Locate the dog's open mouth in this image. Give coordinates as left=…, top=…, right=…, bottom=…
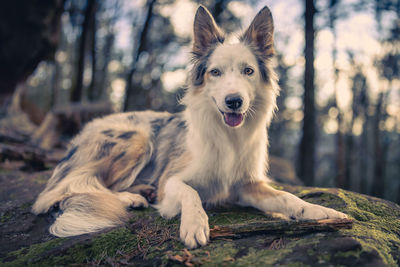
left=223, top=112, right=244, bottom=127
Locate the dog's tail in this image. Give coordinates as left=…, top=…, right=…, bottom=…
left=47, top=192, right=128, bottom=237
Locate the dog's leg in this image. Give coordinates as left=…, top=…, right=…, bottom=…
left=237, top=180, right=348, bottom=220
left=156, top=178, right=209, bottom=249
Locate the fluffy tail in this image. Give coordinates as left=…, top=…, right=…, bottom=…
left=48, top=192, right=128, bottom=237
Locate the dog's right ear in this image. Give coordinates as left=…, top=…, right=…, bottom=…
left=241, top=6, right=274, bottom=58
left=193, top=5, right=224, bottom=56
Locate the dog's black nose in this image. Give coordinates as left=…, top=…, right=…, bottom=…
left=225, top=95, right=243, bottom=110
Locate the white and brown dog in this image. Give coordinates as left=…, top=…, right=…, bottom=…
left=32, top=5, right=347, bottom=248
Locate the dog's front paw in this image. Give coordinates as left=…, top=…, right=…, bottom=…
left=116, top=192, right=149, bottom=209
left=180, top=208, right=210, bottom=249
left=294, top=204, right=348, bottom=220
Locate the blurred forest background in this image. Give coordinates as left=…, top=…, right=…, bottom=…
left=0, top=0, right=399, bottom=203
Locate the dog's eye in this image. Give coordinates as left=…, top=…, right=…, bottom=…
left=210, top=69, right=221, bottom=77
left=244, top=67, right=254, bottom=76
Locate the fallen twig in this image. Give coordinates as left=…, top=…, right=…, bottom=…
left=210, top=218, right=353, bottom=239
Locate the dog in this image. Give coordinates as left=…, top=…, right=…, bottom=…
left=32, top=5, right=347, bottom=249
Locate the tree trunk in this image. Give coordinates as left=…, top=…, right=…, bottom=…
left=0, top=0, right=64, bottom=113
left=97, top=1, right=118, bottom=101
left=87, top=1, right=98, bottom=101
left=70, top=0, right=96, bottom=102
left=299, top=0, right=316, bottom=185
left=98, top=33, right=114, bottom=101
left=335, top=118, right=346, bottom=188
left=328, top=0, right=348, bottom=189
left=50, top=60, right=61, bottom=108
left=371, top=92, right=388, bottom=198
left=123, top=0, right=156, bottom=111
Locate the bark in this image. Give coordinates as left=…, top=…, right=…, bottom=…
left=123, top=0, right=156, bottom=111
left=70, top=0, right=97, bottom=102
left=87, top=0, right=98, bottom=101
left=328, top=0, right=348, bottom=189
left=335, top=122, right=346, bottom=188
left=98, top=33, right=114, bottom=101
left=371, top=92, right=388, bottom=198
left=359, top=116, right=369, bottom=194
left=210, top=218, right=353, bottom=239
left=359, top=79, right=370, bottom=194
left=299, top=0, right=316, bottom=185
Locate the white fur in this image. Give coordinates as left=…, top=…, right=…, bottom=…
left=237, top=188, right=348, bottom=220
left=157, top=179, right=209, bottom=249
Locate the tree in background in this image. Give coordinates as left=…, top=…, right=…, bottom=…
left=0, top=0, right=64, bottom=114
left=123, top=0, right=156, bottom=111
left=70, top=0, right=97, bottom=102
left=299, top=0, right=316, bottom=185
left=371, top=0, right=399, bottom=197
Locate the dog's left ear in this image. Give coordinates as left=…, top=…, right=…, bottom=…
left=241, top=6, right=274, bottom=57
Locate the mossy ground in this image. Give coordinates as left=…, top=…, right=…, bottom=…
left=1, top=185, right=399, bottom=266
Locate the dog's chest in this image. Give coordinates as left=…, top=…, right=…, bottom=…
left=187, top=144, right=259, bottom=205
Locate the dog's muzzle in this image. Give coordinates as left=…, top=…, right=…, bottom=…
left=222, top=94, right=244, bottom=127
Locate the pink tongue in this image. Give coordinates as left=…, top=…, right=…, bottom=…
left=224, top=113, right=243, bottom=127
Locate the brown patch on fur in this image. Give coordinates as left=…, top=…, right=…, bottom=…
left=241, top=181, right=283, bottom=201
left=156, top=151, right=192, bottom=202
left=99, top=132, right=149, bottom=187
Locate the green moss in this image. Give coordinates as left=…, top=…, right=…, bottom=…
left=2, top=238, right=66, bottom=266
left=338, top=190, right=400, bottom=266
left=19, top=202, right=31, bottom=209
left=194, top=241, right=239, bottom=266
left=284, top=262, right=309, bottom=267
left=317, top=252, right=331, bottom=263
left=0, top=212, right=12, bottom=223
left=1, top=228, right=139, bottom=266
left=297, top=187, right=330, bottom=196
left=90, top=228, right=137, bottom=257
left=335, top=248, right=363, bottom=259
left=270, top=183, right=285, bottom=190
left=233, top=238, right=297, bottom=266
left=1, top=202, right=32, bottom=223
left=208, top=208, right=271, bottom=227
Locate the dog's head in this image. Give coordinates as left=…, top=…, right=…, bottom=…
left=187, top=5, right=278, bottom=128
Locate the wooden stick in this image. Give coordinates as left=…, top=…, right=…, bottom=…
left=210, top=218, right=353, bottom=239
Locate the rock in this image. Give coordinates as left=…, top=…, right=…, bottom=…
left=0, top=170, right=399, bottom=266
